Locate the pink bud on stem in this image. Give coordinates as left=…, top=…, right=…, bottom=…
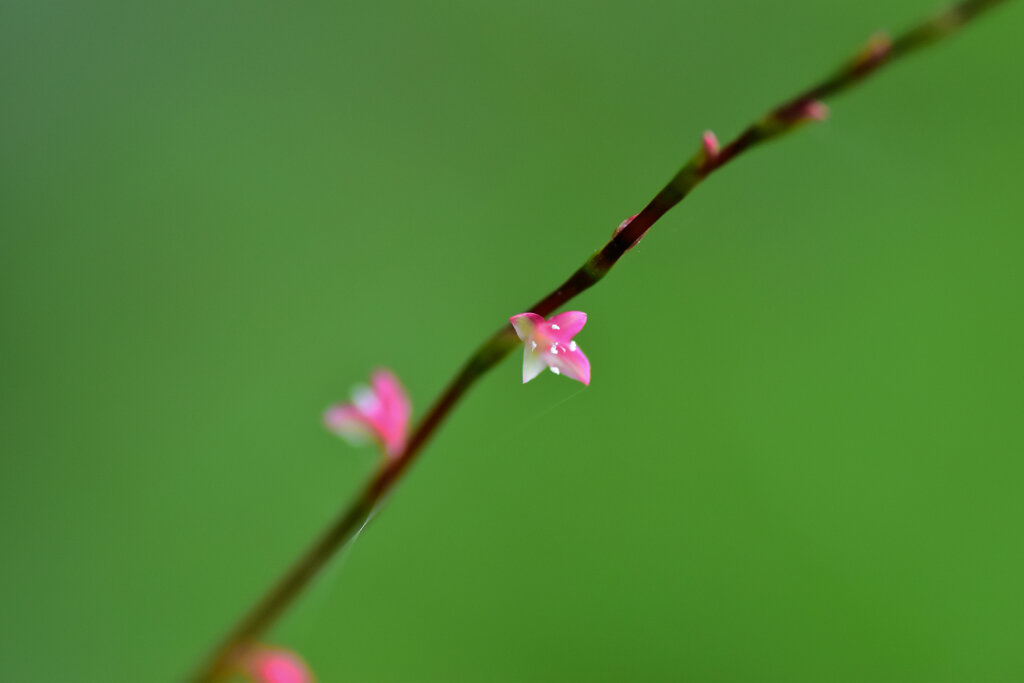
left=702, top=130, right=721, bottom=163
left=800, top=100, right=830, bottom=122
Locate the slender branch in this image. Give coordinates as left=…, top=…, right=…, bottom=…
left=189, top=1, right=1008, bottom=679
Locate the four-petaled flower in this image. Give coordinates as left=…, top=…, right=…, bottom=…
left=510, top=311, right=591, bottom=385
left=324, top=369, right=411, bottom=459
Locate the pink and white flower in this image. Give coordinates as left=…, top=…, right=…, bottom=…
left=324, top=369, right=411, bottom=459
left=238, top=645, right=312, bottom=683
left=509, top=312, right=591, bottom=385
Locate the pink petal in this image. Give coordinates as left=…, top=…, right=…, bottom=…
left=545, top=343, right=590, bottom=386
left=351, top=385, right=382, bottom=419
left=546, top=311, right=587, bottom=341
left=241, top=646, right=312, bottom=683
left=371, top=369, right=411, bottom=457
left=258, top=655, right=310, bottom=683
left=510, top=312, right=544, bottom=341
left=323, top=404, right=375, bottom=445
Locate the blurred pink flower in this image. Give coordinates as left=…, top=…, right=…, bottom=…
left=324, top=369, right=411, bottom=459
left=510, top=312, right=591, bottom=386
left=239, top=645, right=312, bottom=683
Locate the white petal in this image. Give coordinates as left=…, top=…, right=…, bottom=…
left=522, top=348, right=546, bottom=383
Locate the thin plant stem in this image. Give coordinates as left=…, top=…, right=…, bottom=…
left=189, top=1, right=1009, bottom=679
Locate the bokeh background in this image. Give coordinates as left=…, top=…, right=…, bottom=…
left=2, top=1, right=1023, bottom=681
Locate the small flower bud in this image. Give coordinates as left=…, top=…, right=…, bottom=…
left=800, top=100, right=830, bottom=122
left=613, top=214, right=638, bottom=238
left=701, top=130, right=721, bottom=162
left=853, top=32, right=893, bottom=71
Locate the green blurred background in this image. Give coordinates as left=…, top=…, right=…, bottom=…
left=2, top=1, right=1023, bottom=681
